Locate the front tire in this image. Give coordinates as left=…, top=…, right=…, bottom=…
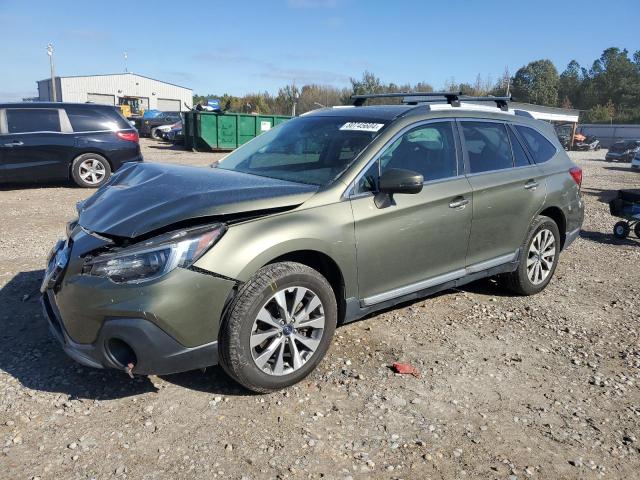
left=219, top=262, right=337, bottom=393
left=501, top=215, right=560, bottom=295
left=151, top=128, right=163, bottom=140
left=71, top=153, right=111, bottom=188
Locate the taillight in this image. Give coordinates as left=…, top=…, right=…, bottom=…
left=116, top=131, right=139, bottom=143
left=569, top=167, right=582, bottom=187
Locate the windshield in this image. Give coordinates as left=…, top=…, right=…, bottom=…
left=217, top=116, right=387, bottom=186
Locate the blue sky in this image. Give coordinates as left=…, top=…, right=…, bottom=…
left=0, top=0, right=638, bottom=101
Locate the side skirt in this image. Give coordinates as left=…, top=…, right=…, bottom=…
left=343, top=259, right=519, bottom=324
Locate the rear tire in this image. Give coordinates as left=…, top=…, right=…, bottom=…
left=501, top=215, right=560, bottom=296
left=614, top=221, right=630, bottom=239
left=219, top=262, right=337, bottom=393
left=71, top=153, right=111, bottom=188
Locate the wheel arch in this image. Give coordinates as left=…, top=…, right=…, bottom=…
left=539, top=206, right=567, bottom=249
left=265, top=250, right=347, bottom=324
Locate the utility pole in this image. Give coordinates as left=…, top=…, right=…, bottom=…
left=291, top=81, right=299, bottom=117
left=124, top=51, right=128, bottom=72
left=47, top=43, right=57, bottom=102
left=504, top=66, right=511, bottom=97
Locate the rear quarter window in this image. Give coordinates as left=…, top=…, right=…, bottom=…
left=6, top=108, right=61, bottom=133
left=65, top=106, right=131, bottom=132
left=515, top=125, right=557, bottom=163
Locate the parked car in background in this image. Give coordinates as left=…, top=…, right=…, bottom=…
left=139, top=111, right=182, bottom=138
left=151, top=124, right=174, bottom=140
left=0, top=103, right=142, bottom=187
left=42, top=93, right=584, bottom=393
left=163, top=121, right=183, bottom=143
left=554, top=124, right=573, bottom=150
left=605, top=139, right=640, bottom=162
left=632, top=150, right=640, bottom=170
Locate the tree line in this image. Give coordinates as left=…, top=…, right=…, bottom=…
left=193, top=47, right=640, bottom=123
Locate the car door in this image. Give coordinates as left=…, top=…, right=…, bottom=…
left=1, top=108, right=72, bottom=182
left=349, top=120, right=473, bottom=306
left=459, top=120, right=547, bottom=267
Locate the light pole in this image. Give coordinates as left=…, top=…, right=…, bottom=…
left=47, top=43, right=57, bottom=102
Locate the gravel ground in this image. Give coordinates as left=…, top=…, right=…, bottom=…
left=1, top=140, right=639, bottom=479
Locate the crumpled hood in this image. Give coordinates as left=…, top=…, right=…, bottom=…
left=77, top=162, right=318, bottom=238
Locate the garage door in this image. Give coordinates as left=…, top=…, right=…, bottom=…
left=87, top=93, right=115, bottom=105
left=157, top=98, right=181, bottom=111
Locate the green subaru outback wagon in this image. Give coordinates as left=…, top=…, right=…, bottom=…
left=42, top=93, right=584, bottom=392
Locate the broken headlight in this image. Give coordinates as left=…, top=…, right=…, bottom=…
left=85, top=224, right=225, bottom=284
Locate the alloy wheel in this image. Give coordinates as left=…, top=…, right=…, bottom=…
left=527, top=228, right=556, bottom=285
left=78, top=158, right=106, bottom=185
left=250, top=286, right=325, bottom=376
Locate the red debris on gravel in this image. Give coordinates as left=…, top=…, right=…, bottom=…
left=391, top=362, right=421, bottom=378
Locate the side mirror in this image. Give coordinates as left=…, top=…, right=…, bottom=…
left=375, top=168, right=423, bottom=208
left=379, top=168, right=424, bottom=195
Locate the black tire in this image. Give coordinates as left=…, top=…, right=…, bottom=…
left=614, top=221, right=630, bottom=239
left=501, top=215, right=560, bottom=296
left=219, top=262, right=337, bottom=393
left=634, top=223, right=640, bottom=239
left=71, top=153, right=111, bottom=188
left=151, top=128, right=163, bottom=140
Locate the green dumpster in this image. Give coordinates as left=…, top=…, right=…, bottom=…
left=183, top=111, right=291, bottom=151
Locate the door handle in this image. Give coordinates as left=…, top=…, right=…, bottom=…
left=3, top=141, right=24, bottom=147
left=524, top=180, right=539, bottom=190
left=449, top=197, right=470, bottom=209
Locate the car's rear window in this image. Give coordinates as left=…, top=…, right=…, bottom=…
left=6, top=108, right=61, bottom=133
left=65, top=106, right=131, bottom=132
left=515, top=125, right=557, bottom=163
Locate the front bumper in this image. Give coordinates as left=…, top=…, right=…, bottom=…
left=41, top=227, right=237, bottom=375
left=42, top=289, right=220, bottom=375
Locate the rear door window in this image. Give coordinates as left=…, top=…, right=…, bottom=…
left=515, top=125, right=557, bottom=163
left=461, top=121, right=513, bottom=173
left=6, top=109, right=61, bottom=133
left=65, top=106, right=130, bottom=132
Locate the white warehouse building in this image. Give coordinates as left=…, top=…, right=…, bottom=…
left=37, top=72, right=192, bottom=112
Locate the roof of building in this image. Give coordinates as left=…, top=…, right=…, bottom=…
left=509, top=102, right=580, bottom=123
left=0, top=101, right=119, bottom=109
left=37, top=72, right=192, bottom=91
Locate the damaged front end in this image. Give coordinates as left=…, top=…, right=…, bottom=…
left=41, top=221, right=240, bottom=376
left=41, top=161, right=318, bottom=376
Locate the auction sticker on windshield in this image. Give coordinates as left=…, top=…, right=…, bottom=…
left=339, top=122, right=385, bottom=132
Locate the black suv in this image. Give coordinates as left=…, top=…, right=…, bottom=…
left=0, top=103, right=142, bottom=188
left=139, top=111, right=182, bottom=138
